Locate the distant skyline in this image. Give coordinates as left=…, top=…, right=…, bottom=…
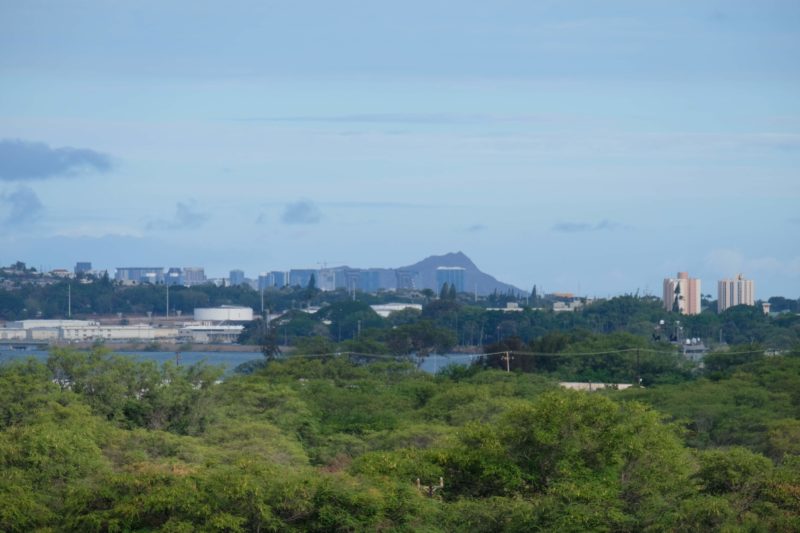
left=1, top=1, right=798, bottom=297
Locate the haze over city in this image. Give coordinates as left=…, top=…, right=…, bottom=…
left=1, top=1, right=798, bottom=297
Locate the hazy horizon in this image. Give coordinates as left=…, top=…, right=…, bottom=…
left=2, top=1, right=798, bottom=297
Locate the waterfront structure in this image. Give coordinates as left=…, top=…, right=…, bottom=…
left=1, top=316, right=246, bottom=344
left=6, top=319, right=97, bottom=329
left=115, top=267, right=164, bottom=284
left=718, top=274, right=754, bottom=312
left=1, top=319, right=178, bottom=343
left=194, top=306, right=254, bottom=322
left=229, top=269, right=245, bottom=286
left=436, top=266, right=465, bottom=293
left=663, top=272, right=701, bottom=315
left=178, top=324, right=243, bottom=343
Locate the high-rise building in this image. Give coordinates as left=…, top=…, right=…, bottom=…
left=289, top=269, right=317, bottom=288
left=718, top=274, right=754, bottom=312
left=436, top=267, right=465, bottom=293
left=317, top=269, right=337, bottom=291
left=395, top=269, right=418, bottom=290
left=663, top=272, right=701, bottom=315
left=182, top=267, right=206, bottom=286
left=229, top=269, right=245, bottom=286
left=343, top=270, right=361, bottom=293
left=74, top=262, right=92, bottom=275
left=269, top=271, right=288, bottom=288
left=165, top=267, right=183, bottom=286
left=358, top=270, right=381, bottom=293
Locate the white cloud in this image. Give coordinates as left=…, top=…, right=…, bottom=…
left=281, top=200, right=322, bottom=225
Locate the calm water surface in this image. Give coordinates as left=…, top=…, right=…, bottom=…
left=0, top=348, right=477, bottom=374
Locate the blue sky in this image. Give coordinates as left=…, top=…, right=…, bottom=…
left=1, top=0, right=798, bottom=297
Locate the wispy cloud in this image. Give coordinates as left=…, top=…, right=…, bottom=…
left=1, top=186, right=43, bottom=226
left=237, top=113, right=554, bottom=126
left=552, top=219, right=624, bottom=233
left=281, top=200, right=322, bottom=225
left=0, top=139, right=112, bottom=181
left=256, top=200, right=435, bottom=210
left=465, top=224, right=488, bottom=233
left=325, top=200, right=435, bottom=209
left=147, top=201, right=210, bottom=230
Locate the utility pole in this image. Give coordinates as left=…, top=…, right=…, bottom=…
left=166, top=282, right=169, bottom=318
left=636, top=348, right=641, bottom=386
left=502, top=351, right=512, bottom=372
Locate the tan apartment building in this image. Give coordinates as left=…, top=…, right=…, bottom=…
left=718, top=274, right=754, bottom=312
left=663, top=272, right=701, bottom=315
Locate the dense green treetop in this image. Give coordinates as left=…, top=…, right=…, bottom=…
left=1, top=347, right=799, bottom=531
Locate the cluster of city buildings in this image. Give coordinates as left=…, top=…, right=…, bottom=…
left=93, top=263, right=468, bottom=294
left=115, top=266, right=208, bottom=286
left=1, top=261, right=770, bottom=319
left=662, top=272, right=760, bottom=315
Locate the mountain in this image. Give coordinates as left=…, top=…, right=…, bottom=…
left=399, top=251, right=524, bottom=296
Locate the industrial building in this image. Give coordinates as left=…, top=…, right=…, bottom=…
left=1, top=306, right=254, bottom=345
left=194, top=306, right=254, bottom=322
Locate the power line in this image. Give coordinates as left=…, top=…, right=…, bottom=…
left=276, top=347, right=770, bottom=361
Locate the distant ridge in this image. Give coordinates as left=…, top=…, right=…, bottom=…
left=400, top=251, right=524, bottom=296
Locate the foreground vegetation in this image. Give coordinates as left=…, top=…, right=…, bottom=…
left=1, top=346, right=799, bottom=531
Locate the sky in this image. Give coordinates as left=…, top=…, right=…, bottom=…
left=0, top=0, right=798, bottom=297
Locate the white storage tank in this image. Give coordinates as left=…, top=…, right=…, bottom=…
left=193, top=306, right=254, bottom=322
